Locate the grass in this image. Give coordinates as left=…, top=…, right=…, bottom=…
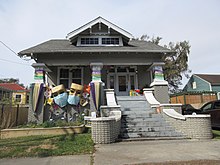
left=0, top=133, right=94, bottom=158
left=212, top=129, right=220, bottom=139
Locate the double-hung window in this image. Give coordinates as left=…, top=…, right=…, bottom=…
left=15, top=94, right=21, bottom=102
left=58, top=68, right=83, bottom=88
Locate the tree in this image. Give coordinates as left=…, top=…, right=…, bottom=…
left=138, top=35, right=191, bottom=93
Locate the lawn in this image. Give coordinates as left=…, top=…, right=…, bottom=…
left=0, top=133, right=94, bottom=158
left=213, top=129, right=220, bottom=139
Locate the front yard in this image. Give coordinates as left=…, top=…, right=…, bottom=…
left=0, top=130, right=220, bottom=159
left=0, top=133, right=93, bottom=158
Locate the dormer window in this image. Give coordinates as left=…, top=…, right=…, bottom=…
left=77, top=36, right=122, bottom=46
left=81, top=38, right=98, bottom=45
left=102, top=38, right=119, bottom=45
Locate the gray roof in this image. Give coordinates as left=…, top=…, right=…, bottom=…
left=18, top=39, right=174, bottom=56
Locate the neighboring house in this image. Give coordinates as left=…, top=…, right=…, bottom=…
left=0, top=83, right=29, bottom=104
left=183, top=74, right=220, bottom=100
left=18, top=16, right=173, bottom=96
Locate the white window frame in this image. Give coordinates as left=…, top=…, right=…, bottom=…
left=57, top=67, right=84, bottom=88
left=77, top=36, right=123, bottom=46
left=15, top=94, right=22, bottom=103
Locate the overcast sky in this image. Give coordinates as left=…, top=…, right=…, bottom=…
left=0, top=0, right=220, bottom=87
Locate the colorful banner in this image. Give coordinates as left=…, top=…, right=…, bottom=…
left=91, top=66, right=102, bottom=82
left=153, top=66, right=164, bottom=81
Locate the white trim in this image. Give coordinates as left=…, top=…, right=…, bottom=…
left=217, top=92, right=220, bottom=100
left=106, top=66, right=138, bottom=95
left=66, top=17, right=133, bottom=40
left=77, top=36, right=123, bottom=46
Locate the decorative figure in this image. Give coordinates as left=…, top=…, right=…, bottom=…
left=67, top=83, right=83, bottom=105
left=52, top=84, right=68, bottom=108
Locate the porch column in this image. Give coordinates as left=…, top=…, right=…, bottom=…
left=90, top=63, right=104, bottom=116
left=149, top=63, right=169, bottom=104
left=90, top=63, right=103, bottom=82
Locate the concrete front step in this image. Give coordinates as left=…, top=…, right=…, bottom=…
left=121, top=122, right=170, bottom=128
left=121, top=131, right=183, bottom=138
left=119, top=136, right=187, bottom=142
left=117, top=96, right=146, bottom=101
left=121, top=126, right=176, bottom=133
left=117, top=96, right=184, bottom=139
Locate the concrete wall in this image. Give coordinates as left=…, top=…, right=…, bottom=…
left=162, top=112, right=213, bottom=139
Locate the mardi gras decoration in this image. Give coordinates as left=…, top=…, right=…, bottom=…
left=68, top=83, right=83, bottom=105
left=52, top=84, right=68, bottom=108
left=44, top=83, right=90, bottom=122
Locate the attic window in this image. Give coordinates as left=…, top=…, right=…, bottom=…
left=192, top=82, right=197, bottom=89
left=81, top=38, right=98, bottom=45
left=102, top=38, right=119, bottom=45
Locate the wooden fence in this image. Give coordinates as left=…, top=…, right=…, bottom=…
left=170, top=92, right=217, bottom=105
left=0, top=104, right=28, bottom=129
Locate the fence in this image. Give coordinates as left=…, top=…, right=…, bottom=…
left=0, top=104, right=28, bottom=129
left=170, top=91, right=217, bottom=105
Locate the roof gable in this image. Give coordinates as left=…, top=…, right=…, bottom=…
left=66, top=16, right=133, bottom=41
left=0, top=83, right=26, bottom=91
left=195, top=74, right=220, bottom=85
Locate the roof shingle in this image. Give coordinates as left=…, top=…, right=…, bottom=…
left=195, top=74, right=220, bottom=85
left=0, top=83, right=26, bottom=91
left=18, top=39, right=174, bottom=56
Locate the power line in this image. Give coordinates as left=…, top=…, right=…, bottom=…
left=0, top=58, right=30, bottom=66
left=0, top=40, right=18, bottom=56
left=0, top=40, right=31, bottom=66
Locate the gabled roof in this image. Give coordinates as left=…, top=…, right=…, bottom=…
left=0, top=83, right=26, bottom=91
left=18, top=39, right=174, bottom=56
left=195, top=74, right=220, bottom=85
left=66, top=16, right=133, bottom=40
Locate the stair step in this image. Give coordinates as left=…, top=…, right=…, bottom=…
left=119, top=136, right=187, bottom=142
left=116, top=96, right=184, bottom=139
left=121, top=126, right=176, bottom=133
left=117, top=96, right=146, bottom=101
left=120, top=131, right=183, bottom=138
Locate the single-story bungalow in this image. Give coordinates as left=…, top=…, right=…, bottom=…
left=18, top=17, right=172, bottom=98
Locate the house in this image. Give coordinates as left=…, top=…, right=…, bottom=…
left=18, top=17, right=172, bottom=99
left=183, top=74, right=220, bottom=93
left=0, top=83, right=29, bottom=105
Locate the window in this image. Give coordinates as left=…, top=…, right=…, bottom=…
left=60, top=69, right=69, bottom=88
left=192, top=82, right=197, bottom=89
left=71, top=69, right=82, bottom=84
left=102, top=38, right=119, bottom=45
left=201, top=103, right=212, bottom=112
left=15, top=94, right=21, bottom=102
left=77, top=36, right=122, bottom=46
left=214, top=102, right=220, bottom=109
left=81, top=38, right=98, bottom=45
left=59, top=68, right=83, bottom=88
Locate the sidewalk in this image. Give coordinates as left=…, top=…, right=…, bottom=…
left=0, top=155, right=91, bottom=165
left=94, top=139, right=220, bottom=165
left=1, top=139, right=220, bottom=165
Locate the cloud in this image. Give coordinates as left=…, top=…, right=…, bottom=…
left=0, top=0, right=220, bottom=86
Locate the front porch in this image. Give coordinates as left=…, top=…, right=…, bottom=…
left=45, top=64, right=164, bottom=96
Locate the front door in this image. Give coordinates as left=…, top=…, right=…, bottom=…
left=117, top=74, right=128, bottom=96
left=107, top=66, right=138, bottom=96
